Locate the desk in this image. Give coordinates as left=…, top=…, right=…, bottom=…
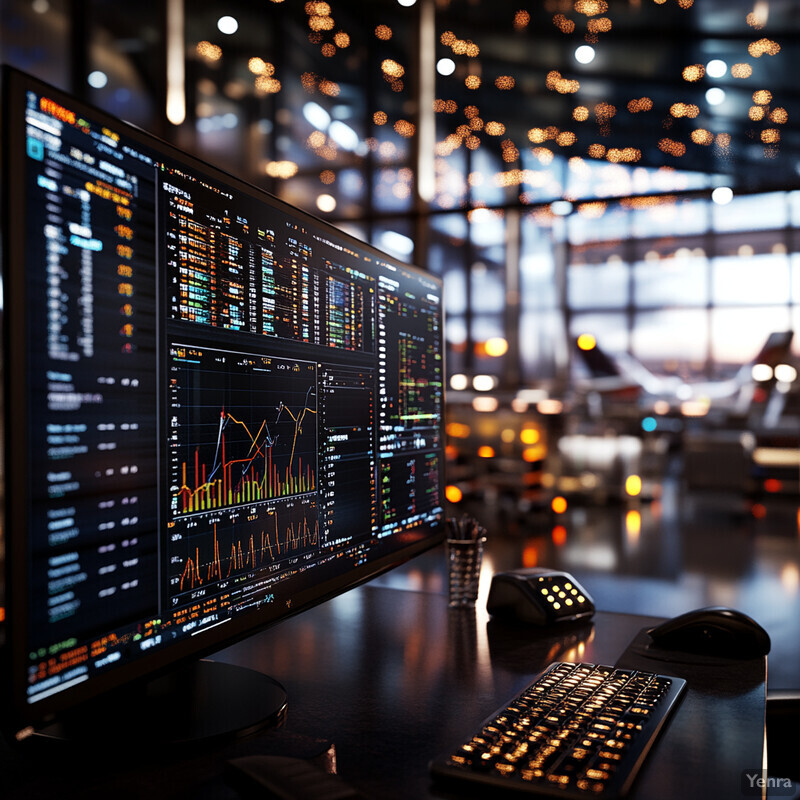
left=1, top=584, right=766, bottom=799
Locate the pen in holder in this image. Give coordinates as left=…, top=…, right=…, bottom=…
left=446, top=516, right=487, bottom=608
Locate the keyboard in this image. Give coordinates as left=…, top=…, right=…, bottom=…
left=429, top=661, right=685, bottom=799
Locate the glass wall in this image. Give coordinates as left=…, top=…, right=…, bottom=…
left=3, top=1, right=800, bottom=394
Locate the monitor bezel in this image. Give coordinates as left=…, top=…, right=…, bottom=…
left=0, top=65, right=445, bottom=738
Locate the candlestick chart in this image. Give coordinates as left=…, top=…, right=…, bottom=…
left=168, top=347, right=318, bottom=518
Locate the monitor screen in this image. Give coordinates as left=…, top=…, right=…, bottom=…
left=0, top=67, right=444, bottom=738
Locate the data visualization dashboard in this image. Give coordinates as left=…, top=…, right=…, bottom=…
left=16, top=83, right=444, bottom=708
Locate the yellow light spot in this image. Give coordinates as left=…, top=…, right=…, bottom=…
left=681, top=64, right=705, bottom=82
left=587, top=143, right=606, bottom=158
left=625, top=475, right=643, bottom=497
left=748, top=38, right=781, bottom=57
left=627, top=97, right=654, bottom=112
left=520, top=428, right=540, bottom=445
left=626, top=509, right=642, bottom=539
left=485, top=337, right=508, bottom=357
left=574, top=0, right=608, bottom=15
left=478, top=446, right=495, bottom=458
left=382, top=59, right=405, bottom=78
left=588, top=17, right=612, bottom=33
left=394, top=120, right=416, bottom=137
left=196, top=41, right=222, bottom=61
left=577, top=333, right=596, bottom=351
left=551, top=496, right=568, bottom=514
left=553, top=13, right=575, bottom=33
left=318, top=80, right=340, bottom=97
left=265, top=160, right=299, bottom=179
left=691, top=128, right=714, bottom=145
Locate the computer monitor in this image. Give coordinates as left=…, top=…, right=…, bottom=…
left=0, top=66, right=445, bottom=743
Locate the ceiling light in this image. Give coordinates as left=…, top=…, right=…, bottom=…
left=328, top=120, right=360, bottom=151
left=303, top=102, right=331, bottom=130
left=397, top=0, right=417, bottom=5
left=705, top=87, right=726, bottom=106
left=437, top=58, right=456, bottom=76
left=217, top=15, right=239, bottom=34
left=380, top=230, right=414, bottom=257
left=711, top=186, right=733, bottom=205
left=706, top=59, right=727, bottom=78
left=751, top=363, right=773, bottom=382
left=316, top=194, right=337, bottom=213
left=574, top=45, right=596, bottom=65
left=87, top=71, right=108, bottom=89
left=472, top=375, right=496, bottom=392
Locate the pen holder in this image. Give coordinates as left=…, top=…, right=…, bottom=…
left=446, top=536, right=486, bottom=608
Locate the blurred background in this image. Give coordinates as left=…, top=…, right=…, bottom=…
left=3, top=0, right=800, bottom=687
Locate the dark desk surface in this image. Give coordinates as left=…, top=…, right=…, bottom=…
left=2, top=583, right=766, bottom=800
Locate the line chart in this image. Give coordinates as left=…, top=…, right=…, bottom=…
left=168, top=346, right=318, bottom=518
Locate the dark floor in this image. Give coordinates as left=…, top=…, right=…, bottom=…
left=373, top=478, right=800, bottom=692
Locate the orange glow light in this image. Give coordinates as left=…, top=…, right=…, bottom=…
left=445, top=485, right=463, bottom=503
left=520, top=428, right=540, bottom=445
left=522, top=543, right=539, bottom=567
left=477, top=446, right=495, bottom=458
left=523, top=445, right=546, bottom=463
left=551, top=496, right=568, bottom=514
left=446, top=422, right=471, bottom=438
left=552, top=525, right=567, bottom=546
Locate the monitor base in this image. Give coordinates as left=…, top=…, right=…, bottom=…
left=34, top=659, right=288, bottom=747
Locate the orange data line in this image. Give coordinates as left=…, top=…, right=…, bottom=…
left=176, top=402, right=317, bottom=512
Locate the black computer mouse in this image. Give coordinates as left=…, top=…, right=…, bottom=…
left=647, top=606, right=771, bottom=658
left=486, top=568, right=595, bottom=625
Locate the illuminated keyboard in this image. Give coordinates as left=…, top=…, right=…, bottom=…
left=430, top=662, right=685, bottom=799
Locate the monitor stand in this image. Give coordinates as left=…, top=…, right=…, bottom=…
left=33, top=659, right=288, bottom=747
